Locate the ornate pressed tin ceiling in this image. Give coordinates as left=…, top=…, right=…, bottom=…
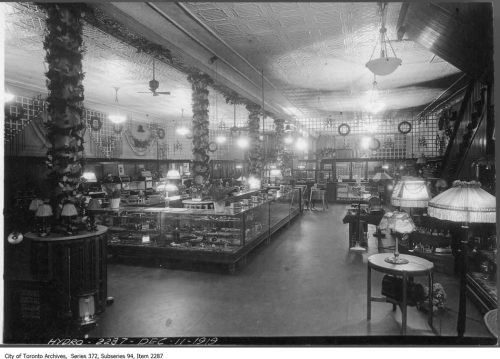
left=182, top=2, right=462, bottom=119
left=3, top=2, right=473, bottom=128
left=2, top=2, right=247, bottom=126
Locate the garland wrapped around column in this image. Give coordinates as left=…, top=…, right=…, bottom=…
left=246, top=103, right=263, bottom=178
left=42, top=4, right=86, bottom=210
left=274, top=118, right=285, bottom=174
left=187, top=72, right=213, bottom=186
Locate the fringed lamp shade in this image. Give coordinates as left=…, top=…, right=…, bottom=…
left=391, top=177, right=431, bottom=208
left=35, top=204, right=53, bottom=217
left=372, top=172, right=392, bottom=181
left=87, top=199, right=102, bottom=211
left=428, top=181, right=496, bottom=223
left=428, top=180, right=496, bottom=337
left=29, top=199, right=44, bottom=212
left=61, top=203, right=78, bottom=217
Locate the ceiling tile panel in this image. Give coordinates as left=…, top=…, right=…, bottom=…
left=269, top=3, right=301, bottom=13
left=245, top=19, right=275, bottom=33
left=277, top=16, right=306, bottom=28
left=232, top=3, right=264, bottom=19
left=196, top=8, right=231, bottom=22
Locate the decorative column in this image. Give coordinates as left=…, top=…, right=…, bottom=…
left=187, top=72, right=213, bottom=186
left=274, top=118, right=285, bottom=174
left=246, top=103, right=262, bottom=178
left=42, top=3, right=86, bottom=216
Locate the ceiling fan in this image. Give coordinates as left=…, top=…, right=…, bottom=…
left=137, top=58, right=171, bottom=96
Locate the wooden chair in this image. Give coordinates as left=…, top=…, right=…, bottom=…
left=309, top=189, right=327, bottom=211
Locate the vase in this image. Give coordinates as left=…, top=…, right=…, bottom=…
left=213, top=201, right=225, bottom=213
left=110, top=198, right=120, bottom=209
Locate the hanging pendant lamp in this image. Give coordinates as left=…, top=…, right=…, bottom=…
left=366, top=3, right=402, bottom=76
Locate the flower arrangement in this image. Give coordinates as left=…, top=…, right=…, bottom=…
left=246, top=103, right=263, bottom=178
left=418, top=282, right=447, bottom=313
left=41, top=3, right=86, bottom=220
left=187, top=71, right=213, bottom=187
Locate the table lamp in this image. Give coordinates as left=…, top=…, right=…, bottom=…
left=61, top=202, right=78, bottom=234
left=87, top=198, right=101, bottom=231
left=428, top=180, right=496, bottom=337
left=35, top=203, right=53, bottom=237
left=29, top=198, right=44, bottom=212
left=166, top=169, right=181, bottom=180
left=379, top=211, right=415, bottom=264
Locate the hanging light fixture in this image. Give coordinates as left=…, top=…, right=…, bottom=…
left=366, top=2, right=402, bottom=76
left=108, top=87, right=126, bottom=124
left=365, top=77, right=385, bottom=114
left=176, top=108, right=190, bottom=136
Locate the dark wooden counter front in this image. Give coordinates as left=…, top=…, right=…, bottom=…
left=20, top=225, right=109, bottom=337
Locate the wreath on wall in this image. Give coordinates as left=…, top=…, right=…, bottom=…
left=398, top=121, right=412, bottom=134
left=188, top=72, right=213, bottom=186
left=369, top=138, right=380, bottom=151
left=338, top=123, right=350, bottom=136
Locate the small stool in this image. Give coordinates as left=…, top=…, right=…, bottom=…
left=310, top=189, right=327, bottom=211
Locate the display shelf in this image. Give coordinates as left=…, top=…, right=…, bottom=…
left=466, top=272, right=497, bottom=314
left=98, top=189, right=302, bottom=273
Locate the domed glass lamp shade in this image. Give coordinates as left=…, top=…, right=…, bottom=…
left=379, top=211, right=416, bottom=264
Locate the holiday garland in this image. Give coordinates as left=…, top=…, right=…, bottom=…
left=41, top=3, right=86, bottom=203
left=246, top=103, right=263, bottom=178
left=188, top=72, right=213, bottom=186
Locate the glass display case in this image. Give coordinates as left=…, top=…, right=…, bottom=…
left=96, top=188, right=301, bottom=273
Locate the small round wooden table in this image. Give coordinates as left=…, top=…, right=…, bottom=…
left=367, top=253, right=434, bottom=335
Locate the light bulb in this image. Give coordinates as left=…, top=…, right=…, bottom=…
left=237, top=137, right=249, bottom=149
left=361, top=137, right=371, bottom=150
left=284, top=136, right=294, bottom=144
left=295, top=137, right=307, bottom=150
left=216, top=136, right=226, bottom=144
left=109, top=114, right=126, bottom=124
left=176, top=126, right=190, bottom=136
left=4, top=93, right=15, bottom=102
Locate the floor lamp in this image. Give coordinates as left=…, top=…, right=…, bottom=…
left=391, top=176, right=431, bottom=213
left=428, top=180, right=496, bottom=337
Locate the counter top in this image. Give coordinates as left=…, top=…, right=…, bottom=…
left=93, top=190, right=295, bottom=217
left=25, top=225, right=108, bottom=242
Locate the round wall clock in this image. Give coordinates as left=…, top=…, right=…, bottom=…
left=338, top=123, right=351, bottom=136
left=398, top=121, right=412, bottom=134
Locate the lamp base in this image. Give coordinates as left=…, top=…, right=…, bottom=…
left=384, top=256, right=409, bottom=265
